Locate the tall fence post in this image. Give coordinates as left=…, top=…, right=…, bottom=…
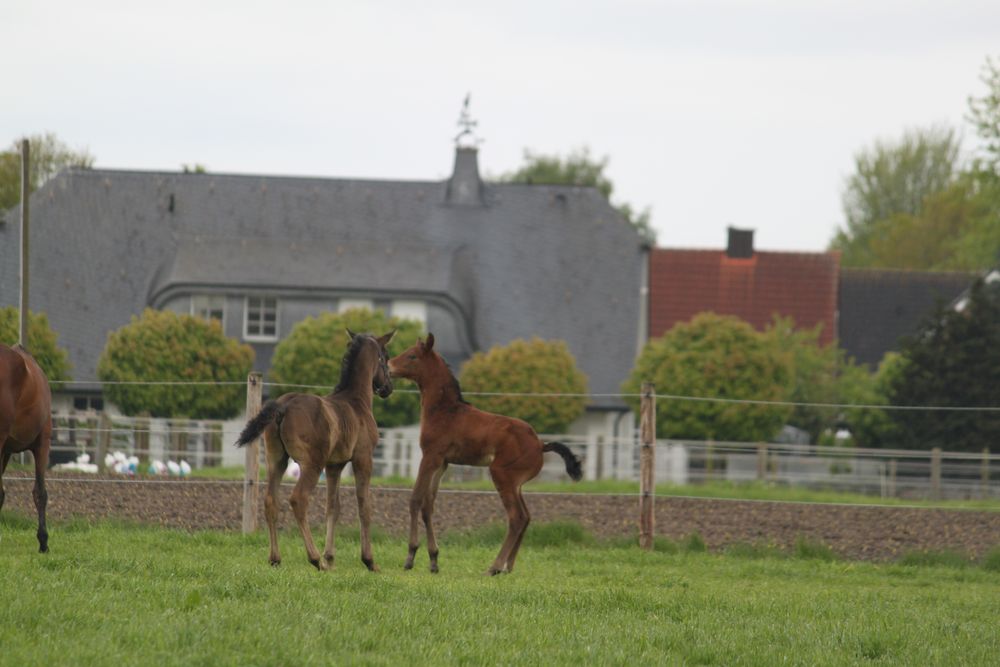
left=930, top=447, right=942, bottom=501
left=888, top=458, right=897, bottom=498
left=19, top=139, right=30, bottom=347
left=242, top=372, right=263, bottom=534
left=639, top=382, right=655, bottom=550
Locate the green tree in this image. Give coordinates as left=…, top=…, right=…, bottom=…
left=269, top=308, right=423, bottom=428
left=0, top=132, right=94, bottom=211
left=623, top=313, right=795, bottom=441
left=967, top=55, right=1000, bottom=170
left=885, top=279, right=1000, bottom=452
left=458, top=337, right=588, bottom=433
left=831, top=126, right=961, bottom=267
left=499, top=146, right=656, bottom=244
left=97, top=309, right=254, bottom=419
left=0, top=307, right=72, bottom=385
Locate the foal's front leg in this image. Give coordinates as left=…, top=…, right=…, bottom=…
left=352, top=455, right=379, bottom=572
left=405, top=454, right=442, bottom=570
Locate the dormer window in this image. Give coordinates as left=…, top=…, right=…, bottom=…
left=191, top=295, right=225, bottom=325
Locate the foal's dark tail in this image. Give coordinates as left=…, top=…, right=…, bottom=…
left=235, top=400, right=283, bottom=448
left=543, top=441, right=583, bottom=481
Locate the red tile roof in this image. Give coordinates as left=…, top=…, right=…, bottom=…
left=649, top=248, right=840, bottom=345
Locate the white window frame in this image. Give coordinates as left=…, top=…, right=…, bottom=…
left=191, top=294, right=226, bottom=327
left=390, top=300, right=427, bottom=326
left=338, top=298, right=374, bottom=314
left=243, top=296, right=279, bottom=342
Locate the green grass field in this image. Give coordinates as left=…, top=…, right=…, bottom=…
left=2, top=514, right=999, bottom=666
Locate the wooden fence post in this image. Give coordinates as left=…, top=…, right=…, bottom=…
left=930, top=447, right=942, bottom=501
left=242, top=372, right=263, bottom=534
left=96, top=412, right=111, bottom=472
left=639, top=382, right=655, bottom=550
left=981, top=448, right=990, bottom=499
left=756, top=443, right=768, bottom=481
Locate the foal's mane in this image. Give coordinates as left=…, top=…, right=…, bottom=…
left=441, top=358, right=470, bottom=405
left=333, top=334, right=371, bottom=393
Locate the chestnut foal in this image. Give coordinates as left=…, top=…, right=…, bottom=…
left=389, top=333, right=582, bottom=575
left=236, top=330, right=394, bottom=571
left=0, top=344, right=52, bottom=553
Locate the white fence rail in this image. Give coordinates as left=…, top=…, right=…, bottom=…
left=45, top=410, right=998, bottom=501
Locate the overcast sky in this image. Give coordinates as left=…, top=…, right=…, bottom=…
left=4, top=1, right=998, bottom=251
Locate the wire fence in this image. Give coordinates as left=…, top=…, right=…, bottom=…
left=18, top=378, right=997, bottom=502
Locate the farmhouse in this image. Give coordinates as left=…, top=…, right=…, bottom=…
left=648, top=227, right=840, bottom=344
left=0, top=140, right=647, bottom=435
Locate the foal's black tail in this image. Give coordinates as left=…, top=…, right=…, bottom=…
left=543, top=441, right=583, bottom=481
left=235, top=400, right=283, bottom=448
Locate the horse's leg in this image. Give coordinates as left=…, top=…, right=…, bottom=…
left=352, top=454, right=379, bottom=572
left=322, top=462, right=347, bottom=568
left=0, top=442, right=11, bottom=514
left=504, top=487, right=531, bottom=573
left=487, top=467, right=528, bottom=576
left=32, top=430, right=50, bottom=553
left=423, top=462, right=448, bottom=573
left=263, top=441, right=288, bottom=566
left=405, top=453, right=442, bottom=570
left=288, top=462, right=325, bottom=570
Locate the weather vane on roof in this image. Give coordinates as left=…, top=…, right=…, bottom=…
left=455, top=93, right=481, bottom=148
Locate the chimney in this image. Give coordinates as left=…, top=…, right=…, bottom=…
left=445, top=146, right=484, bottom=206
left=726, top=226, right=754, bottom=259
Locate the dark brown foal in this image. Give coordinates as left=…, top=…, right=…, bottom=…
left=236, top=330, right=394, bottom=571
left=0, top=344, right=52, bottom=553
left=389, top=333, right=582, bottom=575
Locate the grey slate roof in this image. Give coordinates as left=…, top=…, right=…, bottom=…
left=0, top=148, right=646, bottom=408
left=838, top=267, right=975, bottom=367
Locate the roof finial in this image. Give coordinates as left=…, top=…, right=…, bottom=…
left=455, top=93, right=481, bottom=148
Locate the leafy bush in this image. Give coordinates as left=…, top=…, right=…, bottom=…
left=459, top=337, right=588, bottom=434
left=268, top=308, right=423, bottom=428
left=623, top=313, right=795, bottom=441
left=0, top=307, right=71, bottom=385
left=97, top=309, right=253, bottom=418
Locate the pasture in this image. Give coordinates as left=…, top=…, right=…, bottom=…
left=2, top=514, right=999, bottom=666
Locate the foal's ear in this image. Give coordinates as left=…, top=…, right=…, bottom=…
left=424, top=332, right=435, bottom=353
left=377, top=329, right=396, bottom=346
left=346, top=328, right=358, bottom=343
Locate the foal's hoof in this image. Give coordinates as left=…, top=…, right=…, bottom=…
left=362, top=557, right=380, bottom=573
left=403, top=561, right=414, bottom=571
left=269, top=558, right=281, bottom=567
left=39, top=545, right=49, bottom=554
left=310, top=558, right=329, bottom=571
left=485, top=566, right=507, bottom=576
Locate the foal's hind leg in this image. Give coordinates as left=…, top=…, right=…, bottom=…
left=263, top=443, right=288, bottom=566
left=32, top=432, right=50, bottom=553
left=289, top=463, right=325, bottom=570
left=487, top=468, right=529, bottom=576
left=0, top=443, right=11, bottom=514
left=504, top=488, right=531, bottom=573
left=322, top=462, right=347, bottom=567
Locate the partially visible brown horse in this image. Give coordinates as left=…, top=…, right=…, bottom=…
left=0, top=343, right=52, bottom=553
left=236, top=330, right=394, bottom=571
left=389, top=333, right=582, bottom=575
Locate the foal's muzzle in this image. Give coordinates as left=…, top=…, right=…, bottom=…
left=375, top=380, right=393, bottom=399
